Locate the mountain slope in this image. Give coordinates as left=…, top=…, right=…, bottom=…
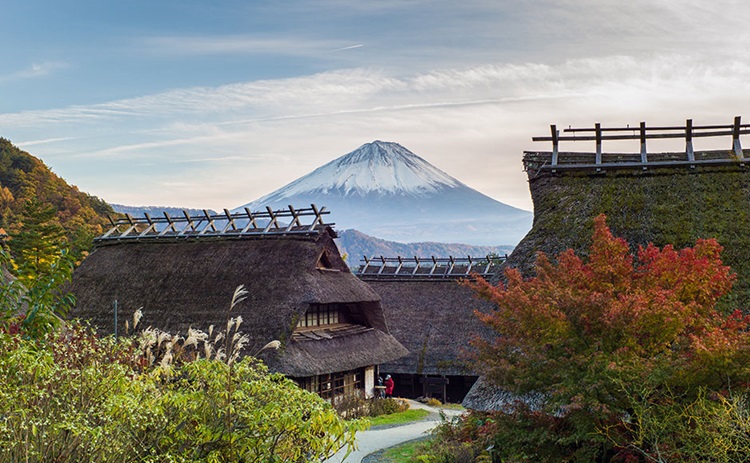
left=0, top=138, right=113, bottom=251
left=236, top=141, right=531, bottom=245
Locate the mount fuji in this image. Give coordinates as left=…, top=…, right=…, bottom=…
left=235, top=141, right=532, bottom=246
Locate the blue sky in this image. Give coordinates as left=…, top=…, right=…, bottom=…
left=2, top=1, right=750, bottom=211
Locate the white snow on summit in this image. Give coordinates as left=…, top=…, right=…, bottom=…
left=253, top=141, right=463, bottom=201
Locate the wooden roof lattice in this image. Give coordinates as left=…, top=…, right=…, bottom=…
left=357, top=255, right=507, bottom=280
left=528, top=116, right=750, bottom=172
left=95, top=204, right=331, bottom=243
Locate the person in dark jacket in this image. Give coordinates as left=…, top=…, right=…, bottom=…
left=384, top=374, right=395, bottom=398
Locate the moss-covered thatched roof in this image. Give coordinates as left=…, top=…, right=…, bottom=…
left=466, top=148, right=750, bottom=411
left=508, top=150, right=750, bottom=307
left=68, top=226, right=407, bottom=377
left=362, top=278, right=494, bottom=376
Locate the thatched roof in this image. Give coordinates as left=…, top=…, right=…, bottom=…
left=507, top=150, right=750, bottom=307
left=462, top=376, right=544, bottom=412
left=69, top=226, right=407, bottom=376
left=361, top=278, right=495, bottom=376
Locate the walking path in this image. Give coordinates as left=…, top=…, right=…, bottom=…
left=324, top=399, right=465, bottom=463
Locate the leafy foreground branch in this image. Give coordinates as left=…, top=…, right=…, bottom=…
left=0, top=320, right=365, bottom=463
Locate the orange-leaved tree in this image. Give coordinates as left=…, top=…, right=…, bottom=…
left=466, top=215, right=750, bottom=462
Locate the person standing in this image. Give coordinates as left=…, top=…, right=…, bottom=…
left=384, top=374, right=394, bottom=398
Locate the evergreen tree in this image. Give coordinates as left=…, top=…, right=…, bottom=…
left=8, top=198, right=67, bottom=283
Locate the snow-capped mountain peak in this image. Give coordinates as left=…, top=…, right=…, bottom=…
left=254, top=141, right=463, bottom=202
left=235, top=140, right=532, bottom=246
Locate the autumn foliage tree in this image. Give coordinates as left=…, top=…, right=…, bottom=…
left=465, top=215, right=750, bottom=462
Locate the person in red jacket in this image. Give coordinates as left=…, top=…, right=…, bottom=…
left=384, top=374, right=395, bottom=398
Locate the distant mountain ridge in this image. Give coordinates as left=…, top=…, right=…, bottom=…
left=335, top=229, right=513, bottom=269
left=235, top=141, right=532, bottom=246
left=110, top=204, right=218, bottom=217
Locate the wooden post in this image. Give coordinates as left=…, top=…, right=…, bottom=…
left=595, top=123, right=602, bottom=169
left=263, top=206, right=279, bottom=232
left=550, top=124, right=559, bottom=166
left=395, top=256, right=404, bottom=275
left=361, top=256, right=371, bottom=274
left=733, top=115, right=743, bottom=158
left=686, top=119, right=695, bottom=162
left=640, top=121, right=648, bottom=165
left=377, top=256, right=387, bottom=275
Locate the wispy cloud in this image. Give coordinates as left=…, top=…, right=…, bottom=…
left=16, top=136, right=80, bottom=147
left=3, top=54, right=748, bottom=130
left=0, top=62, right=69, bottom=83
left=330, top=44, right=364, bottom=52
left=141, top=35, right=354, bottom=57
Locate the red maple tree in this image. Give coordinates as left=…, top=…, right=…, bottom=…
left=466, top=215, right=750, bottom=462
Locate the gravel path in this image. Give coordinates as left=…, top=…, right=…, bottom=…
left=324, top=400, right=464, bottom=463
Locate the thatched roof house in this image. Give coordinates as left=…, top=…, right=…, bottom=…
left=466, top=118, right=750, bottom=411
left=69, top=206, right=407, bottom=399
left=357, top=256, right=500, bottom=402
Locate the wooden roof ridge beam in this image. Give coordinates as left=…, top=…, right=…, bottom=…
left=360, top=256, right=372, bottom=274
left=137, top=213, right=159, bottom=238
left=221, top=208, right=238, bottom=234
left=377, top=256, right=387, bottom=275
left=285, top=205, right=302, bottom=232
left=533, top=116, right=749, bottom=162
left=411, top=256, right=420, bottom=275
left=263, top=206, right=280, bottom=232
left=178, top=210, right=198, bottom=236
left=733, top=116, right=744, bottom=159
left=240, top=208, right=260, bottom=233
left=309, top=204, right=327, bottom=231
left=119, top=213, right=140, bottom=238
left=198, top=209, right=218, bottom=235
left=94, top=204, right=333, bottom=242
left=394, top=256, right=404, bottom=275
left=100, top=215, right=123, bottom=239
left=159, top=211, right=179, bottom=236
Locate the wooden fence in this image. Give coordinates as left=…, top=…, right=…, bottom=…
left=529, top=116, right=750, bottom=171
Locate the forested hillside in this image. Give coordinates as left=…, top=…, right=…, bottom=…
left=0, top=138, right=113, bottom=259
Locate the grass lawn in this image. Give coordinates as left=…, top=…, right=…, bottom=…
left=379, top=438, right=431, bottom=462
left=368, top=408, right=431, bottom=427
left=438, top=403, right=465, bottom=411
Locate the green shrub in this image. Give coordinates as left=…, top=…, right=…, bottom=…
left=426, top=397, right=442, bottom=407
left=332, top=390, right=370, bottom=418
left=0, top=320, right=364, bottom=463
left=369, top=397, right=409, bottom=417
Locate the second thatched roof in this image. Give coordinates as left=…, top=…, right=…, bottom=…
left=361, top=277, right=495, bottom=376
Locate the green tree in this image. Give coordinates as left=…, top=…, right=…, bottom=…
left=0, top=248, right=74, bottom=337
left=8, top=198, right=67, bottom=282
left=464, top=215, right=750, bottom=462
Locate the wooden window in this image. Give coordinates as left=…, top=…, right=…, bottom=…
left=293, top=368, right=366, bottom=401
left=297, top=304, right=341, bottom=328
